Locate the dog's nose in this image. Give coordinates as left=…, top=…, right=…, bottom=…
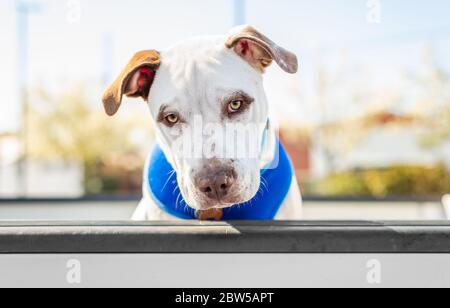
left=197, top=168, right=237, bottom=200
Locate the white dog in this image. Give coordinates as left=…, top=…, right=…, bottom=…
left=103, top=26, right=302, bottom=221
left=444, top=195, right=450, bottom=220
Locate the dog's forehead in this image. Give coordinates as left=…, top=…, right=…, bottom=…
left=164, top=36, right=226, bottom=60
left=147, top=36, right=261, bottom=113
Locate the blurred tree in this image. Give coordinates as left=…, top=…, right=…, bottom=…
left=317, top=165, right=450, bottom=198
left=423, top=106, right=450, bottom=147
left=312, top=62, right=423, bottom=174
left=415, top=49, right=450, bottom=148
left=288, top=47, right=450, bottom=197
left=27, top=85, right=153, bottom=194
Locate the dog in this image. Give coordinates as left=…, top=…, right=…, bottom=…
left=102, top=25, right=303, bottom=221
left=444, top=195, right=450, bottom=220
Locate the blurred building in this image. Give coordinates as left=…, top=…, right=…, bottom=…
left=0, top=135, right=83, bottom=198
left=281, top=110, right=450, bottom=179
left=280, top=130, right=311, bottom=176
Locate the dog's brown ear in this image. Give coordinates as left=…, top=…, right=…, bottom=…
left=102, top=50, right=161, bottom=116
left=225, top=25, right=298, bottom=74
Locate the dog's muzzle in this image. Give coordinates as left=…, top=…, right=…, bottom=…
left=194, top=161, right=237, bottom=205
left=145, top=139, right=292, bottom=220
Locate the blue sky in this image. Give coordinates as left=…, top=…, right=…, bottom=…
left=1, top=0, right=450, bottom=132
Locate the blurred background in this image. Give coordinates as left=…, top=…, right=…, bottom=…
left=0, top=0, right=449, bottom=220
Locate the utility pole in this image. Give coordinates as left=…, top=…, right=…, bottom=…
left=15, top=0, right=41, bottom=197
left=233, top=0, right=246, bottom=26
left=102, top=32, right=114, bottom=85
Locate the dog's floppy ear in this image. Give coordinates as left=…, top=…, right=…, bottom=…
left=225, top=25, right=298, bottom=74
left=102, top=50, right=161, bottom=116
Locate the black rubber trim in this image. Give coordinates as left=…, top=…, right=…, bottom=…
left=0, top=221, right=449, bottom=253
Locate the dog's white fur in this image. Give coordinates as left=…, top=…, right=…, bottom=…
left=105, top=26, right=303, bottom=221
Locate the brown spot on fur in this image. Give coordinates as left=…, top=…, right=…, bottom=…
left=225, top=25, right=298, bottom=74
left=221, top=91, right=254, bottom=120
left=157, top=105, right=185, bottom=127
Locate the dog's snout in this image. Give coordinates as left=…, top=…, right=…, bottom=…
left=198, top=174, right=234, bottom=199
left=196, top=165, right=237, bottom=201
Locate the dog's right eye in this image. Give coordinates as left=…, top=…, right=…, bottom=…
left=228, top=100, right=244, bottom=113
left=165, top=114, right=180, bottom=126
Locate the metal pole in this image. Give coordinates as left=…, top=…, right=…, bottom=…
left=15, top=0, right=41, bottom=197
left=102, top=32, right=114, bottom=85
left=233, top=0, right=246, bottom=26
left=16, top=0, right=30, bottom=197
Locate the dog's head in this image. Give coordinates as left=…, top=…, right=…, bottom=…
left=103, top=26, right=298, bottom=211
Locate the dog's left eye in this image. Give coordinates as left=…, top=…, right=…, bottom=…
left=228, top=100, right=244, bottom=113
left=165, top=114, right=180, bottom=125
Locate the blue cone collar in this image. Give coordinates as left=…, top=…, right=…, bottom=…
left=145, top=140, right=293, bottom=220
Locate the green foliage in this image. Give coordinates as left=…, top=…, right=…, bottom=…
left=316, top=165, right=450, bottom=197
left=421, top=106, right=450, bottom=148
left=28, top=85, right=153, bottom=194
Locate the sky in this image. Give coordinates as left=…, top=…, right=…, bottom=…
left=1, top=0, right=450, bottom=132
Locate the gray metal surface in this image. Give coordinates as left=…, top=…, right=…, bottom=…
left=0, top=221, right=449, bottom=253
left=1, top=254, right=449, bottom=288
